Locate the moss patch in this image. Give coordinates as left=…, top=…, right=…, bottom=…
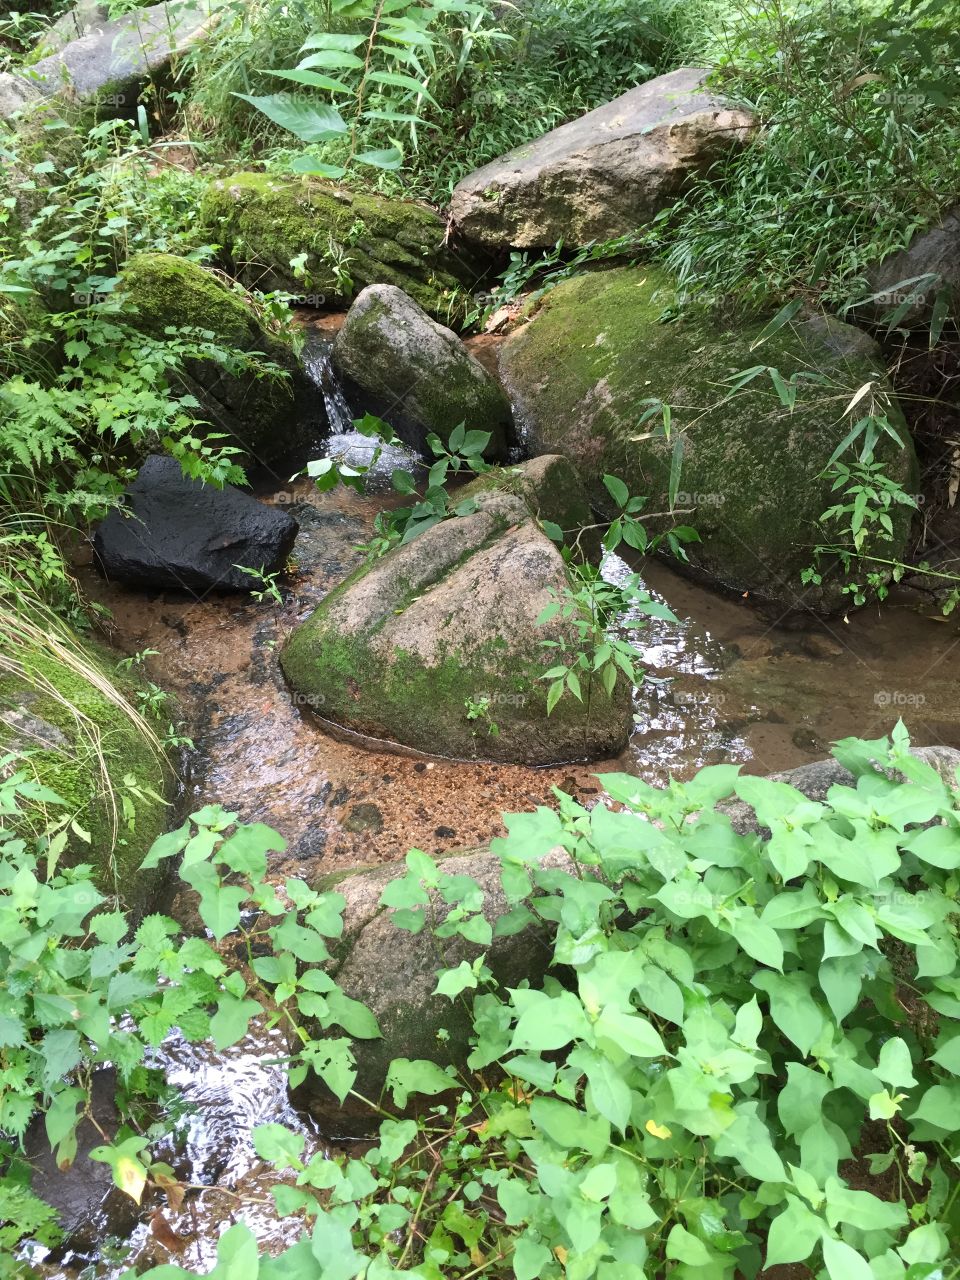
left=199, top=172, right=483, bottom=322
left=0, top=635, right=171, bottom=914
left=499, top=267, right=918, bottom=612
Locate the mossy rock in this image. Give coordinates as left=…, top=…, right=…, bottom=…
left=332, top=284, right=511, bottom=458
left=280, top=492, right=632, bottom=765
left=0, top=632, right=171, bottom=914
left=118, top=252, right=314, bottom=468
left=199, top=172, right=483, bottom=322
left=499, top=267, right=918, bottom=613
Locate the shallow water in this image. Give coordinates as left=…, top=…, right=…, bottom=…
left=50, top=321, right=960, bottom=1273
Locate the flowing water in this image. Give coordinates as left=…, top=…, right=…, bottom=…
left=35, top=319, right=960, bottom=1273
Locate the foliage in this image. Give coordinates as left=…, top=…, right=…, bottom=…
left=0, top=118, right=283, bottom=605
left=187, top=0, right=692, bottom=200
left=647, top=0, right=960, bottom=316
left=536, top=473, right=696, bottom=714
left=9, top=726, right=960, bottom=1274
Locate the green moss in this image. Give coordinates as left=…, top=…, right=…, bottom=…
left=0, top=636, right=171, bottom=914
left=199, top=172, right=481, bottom=321
left=118, top=252, right=308, bottom=464
left=460, top=457, right=594, bottom=547
left=501, top=267, right=918, bottom=611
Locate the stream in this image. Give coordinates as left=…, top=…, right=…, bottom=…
left=34, top=318, right=960, bottom=1274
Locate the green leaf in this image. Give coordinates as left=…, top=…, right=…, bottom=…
left=41, top=1028, right=82, bottom=1086
left=749, top=297, right=804, bottom=350
left=252, top=1123, right=306, bottom=1170
left=752, top=972, right=825, bottom=1055
left=765, top=1196, right=826, bottom=1265
left=385, top=1058, right=458, bottom=1108
left=876, top=1037, right=917, bottom=1088
left=602, top=474, right=629, bottom=509
left=233, top=93, right=347, bottom=143
left=210, top=996, right=262, bottom=1051
left=434, top=960, right=479, bottom=1001
left=665, top=1224, right=712, bottom=1265
left=354, top=147, right=404, bottom=170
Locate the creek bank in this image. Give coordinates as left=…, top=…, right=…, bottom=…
left=448, top=66, right=756, bottom=251
left=499, top=266, right=917, bottom=614
left=332, top=284, right=512, bottom=458
left=280, top=490, right=633, bottom=765
left=0, top=627, right=169, bottom=913
left=93, top=455, right=299, bottom=594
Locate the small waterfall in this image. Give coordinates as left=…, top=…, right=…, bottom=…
left=303, top=337, right=355, bottom=435
left=301, top=332, right=424, bottom=492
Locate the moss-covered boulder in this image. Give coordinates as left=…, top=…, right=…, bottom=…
left=199, top=172, right=482, bottom=321
left=280, top=492, right=632, bottom=764
left=0, top=629, right=171, bottom=914
left=291, top=846, right=566, bottom=1132
left=499, top=267, right=918, bottom=613
left=118, top=253, right=314, bottom=468
left=332, top=284, right=512, bottom=458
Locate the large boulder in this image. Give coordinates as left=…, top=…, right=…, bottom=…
left=93, top=455, right=299, bottom=594
left=448, top=67, right=756, bottom=251
left=291, top=847, right=566, bottom=1131
left=280, top=492, right=632, bottom=764
left=499, top=266, right=918, bottom=613
left=459, top=453, right=596, bottom=553
left=118, top=253, right=315, bottom=469
left=200, top=173, right=484, bottom=320
left=332, top=284, right=512, bottom=458
left=0, top=630, right=170, bottom=914
left=0, top=0, right=217, bottom=121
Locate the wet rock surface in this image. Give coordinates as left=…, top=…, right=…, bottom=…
left=93, top=456, right=299, bottom=594
left=333, top=284, right=512, bottom=458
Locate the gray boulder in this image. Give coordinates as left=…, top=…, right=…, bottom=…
left=94, top=456, right=299, bottom=595
left=333, top=285, right=512, bottom=458
left=280, top=491, right=632, bottom=764
left=0, top=0, right=216, bottom=121
left=448, top=67, right=756, bottom=251
left=292, top=847, right=567, bottom=1131
left=34, top=1, right=111, bottom=56
left=860, top=206, right=960, bottom=328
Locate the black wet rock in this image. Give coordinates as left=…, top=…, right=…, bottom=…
left=93, top=456, right=298, bottom=595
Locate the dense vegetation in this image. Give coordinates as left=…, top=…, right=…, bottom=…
left=3, top=0, right=960, bottom=1274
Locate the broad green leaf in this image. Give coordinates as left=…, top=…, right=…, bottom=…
left=385, top=1058, right=458, bottom=1108
left=233, top=93, right=347, bottom=143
